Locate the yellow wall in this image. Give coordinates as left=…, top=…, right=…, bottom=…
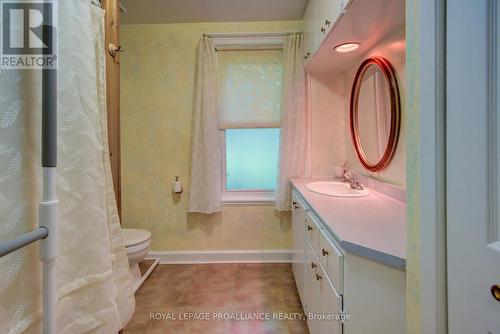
left=120, top=21, right=302, bottom=251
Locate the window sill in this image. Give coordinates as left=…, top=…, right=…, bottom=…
left=221, top=191, right=275, bottom=206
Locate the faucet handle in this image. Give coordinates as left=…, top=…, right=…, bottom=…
left=351, top=180, right=364, bottom=190
left=343, top=170, right=353, bottom=180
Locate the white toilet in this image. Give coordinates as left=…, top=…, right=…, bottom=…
left=122, top=228, right=152, bottom=290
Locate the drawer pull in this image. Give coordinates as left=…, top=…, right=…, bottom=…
left=492, top=285, right=500, bottom=302
left=316, top=273, right=322, bottom=281
left=311, top=262, right=317, bottom=269
left=325, top=19, right=331, bottom=26
left=307, top=225, right=313, bottom=231
left=304, top=52, right=311, bottom=59
left=322, top=248, right=329, bottom=256
left=320, top=27, right=326, bottom=33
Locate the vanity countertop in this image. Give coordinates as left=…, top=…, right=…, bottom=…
left=291, top=178, right=407, bottom=270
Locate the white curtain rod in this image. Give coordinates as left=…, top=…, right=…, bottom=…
left=203, top=32, right=301, bottom=38
left=215, top=45, right=283, bottom=52
left=204, top=32, right=302, bottom=51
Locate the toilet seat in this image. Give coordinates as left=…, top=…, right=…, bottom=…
left=122, top=228, right=151, bottom=248
left=126, top=240, right=151, bottom=255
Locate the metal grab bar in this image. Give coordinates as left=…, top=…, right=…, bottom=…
left=0, top=227, right=49, bottom=257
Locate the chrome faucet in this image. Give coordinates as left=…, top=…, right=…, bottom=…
left=342, top=170, right=364, bottom=190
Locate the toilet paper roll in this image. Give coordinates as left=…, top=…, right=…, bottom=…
left=173, top=180, right=182, bottom=193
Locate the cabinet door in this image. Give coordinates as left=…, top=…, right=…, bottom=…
left=317, top=263, right=343, bottom=334
left=340, top=0, right=352, bottom=13
left=303, top=0, right=317, bottom=62
left=306, top=240, right=321, bottom=333
left=317, top=0, right=342, bottom=46
left=291, top=192, right=306, bottom=304
left=325, top=0, right=342, bottom=31
left=316, top=0, right=327, bottom=45
left=307, top=243, right=343, bottom=334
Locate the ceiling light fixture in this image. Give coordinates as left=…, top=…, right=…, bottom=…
left=334, top=42, right=360, bottom=53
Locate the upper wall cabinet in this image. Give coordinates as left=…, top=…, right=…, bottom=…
left=303, top=0, right=350, bottom=63
left=316, top=0, right=343, bottom=42
left=303, top=0, right=317, bottom=61
left=302, top=0, right=405, bottom=72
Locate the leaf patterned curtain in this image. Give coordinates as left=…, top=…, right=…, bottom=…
left=0, top=2, right=135, bottom=333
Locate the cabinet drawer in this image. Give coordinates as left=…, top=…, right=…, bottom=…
left=319, top=229, right=344, bottom=293
left=305, top=211, right=322, bottom=256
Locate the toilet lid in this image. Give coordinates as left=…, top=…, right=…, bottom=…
left=122, top=228, right=151, bottom=248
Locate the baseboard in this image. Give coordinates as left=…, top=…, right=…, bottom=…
left=145, top=249, right=292, bottom=264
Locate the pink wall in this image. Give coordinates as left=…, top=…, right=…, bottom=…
left=308, top=73, right=346, bottom=177
left=307, top=27, right=406, bottom=187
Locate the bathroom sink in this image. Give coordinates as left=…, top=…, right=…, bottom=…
left=306, top=181, right=369, bottom=198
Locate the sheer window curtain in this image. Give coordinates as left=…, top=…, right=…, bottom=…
left=275, top=34, right=307, bottom=211
left=0, top=1, right=134, bottom=333
left=188, top=37, right=222, bottom=214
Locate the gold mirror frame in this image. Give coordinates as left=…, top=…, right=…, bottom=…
left=349, top=57, right=401, bottom=172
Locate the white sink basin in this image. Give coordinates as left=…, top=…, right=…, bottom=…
left=306, top=181, right=369, bottom=198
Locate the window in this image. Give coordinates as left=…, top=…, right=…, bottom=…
left=225, top=128, right=280, bottom=190
left=218, top=50, right=283, bottom=200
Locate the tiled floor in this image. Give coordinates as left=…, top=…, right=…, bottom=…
left=125, top=263, right=309, bottom=334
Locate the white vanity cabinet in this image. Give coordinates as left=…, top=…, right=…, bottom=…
left=305, top=241, right=321, bottom=331
left=299, top=208, right=344, bottom=334
left=305, top=250, right=343, bottom=334
left=291, top=192, right=307, bottom=304
left=291, top=189, right=406, bottom=334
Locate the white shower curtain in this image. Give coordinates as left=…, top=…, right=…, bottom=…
left=0, top=1, right=135, bottom=333
left=275, top=34, right=307, bottom=211
left=188, top=37, right=222, bottom=214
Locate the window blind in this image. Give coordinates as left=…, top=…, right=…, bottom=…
left=218, top=50, right=284, bottom=129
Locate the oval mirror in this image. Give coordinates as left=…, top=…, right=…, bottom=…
left=349, top=57, right=401, bottom=172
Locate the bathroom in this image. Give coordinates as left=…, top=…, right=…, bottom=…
left=0, top=0, right=499, bottom=334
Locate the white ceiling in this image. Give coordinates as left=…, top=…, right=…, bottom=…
left=120, top=0, right=308, bottom=24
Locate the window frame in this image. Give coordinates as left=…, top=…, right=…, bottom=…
left=216, top=44, right=284, bottom=205
left=220, top=130, right=277, bottom=205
